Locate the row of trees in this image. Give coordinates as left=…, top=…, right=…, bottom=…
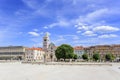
left=82, top=52, right=115, bottom=62
left=55, top=44, right=116, bottom=62
left=55, top=44, right=77, bottom=61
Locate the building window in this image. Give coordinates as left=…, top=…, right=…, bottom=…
left=51, top=47, right=53, bottom=50
left=44, top=39, right=46, bottom=41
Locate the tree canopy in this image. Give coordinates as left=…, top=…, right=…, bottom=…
left=82, top=53, right=88, bottom=61
left=105, top=53, right=115, bottom=61
left=55, top=44, right=74, bottom=61
left=93, top=52, right=100, bottom=61
left=73, top=54, right=78, bottom=59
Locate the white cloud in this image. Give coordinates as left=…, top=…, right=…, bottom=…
left=28, top=31, right=39, bottom=36
left=75, top=22, right=90, bottom=34
left=77, top=25, right=89, bottom=30
left=72, top=36, right=79, bottom=40
left=22, top=0, right=39, bottom=9
left=0, top=27, right=21, bottom=41
left=75, top=8, right=109, bottom=25
left=75, top=22, right=89, bottom=30
left=53, top=35, right=66, bottom=45
left=49, top=20, right=70, bottom=28
left=34, top=8, right=49, bottom=17
left=82, top=31, right=97, bottom=36
left=93, top=26, right=119, bottom=33
left=63, top=35, right=79, bottom=39
left=33, top=29, right=38, bottom=32
left=98, top=34, right=118, bottom=38
left=62, top=35, right=80, bottom=40
left=43, top=26, right=48, bottom=29
left=22, top=0, right=51, bottom=17
left=86, top=8, right=108, bottom=21
left=44, top=17, right=71, bottom=29
left=53, top=34, right=80, bottom=46
left=76, top=31, right=81, bottom=33
left=74, top=8, right=114, bottom=33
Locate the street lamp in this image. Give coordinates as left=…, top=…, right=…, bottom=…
left=44, top=53, right=46, bottom=63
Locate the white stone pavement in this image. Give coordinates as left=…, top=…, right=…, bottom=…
left=0, top=62, right=120, bottom=80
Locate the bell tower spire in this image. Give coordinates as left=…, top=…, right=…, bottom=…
left=43, top=32, right=50, bottom=51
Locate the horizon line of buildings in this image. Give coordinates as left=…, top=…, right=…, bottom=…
left=0, top=44, right=120, bottom=61
left=0, top=32, right=120, bottom=61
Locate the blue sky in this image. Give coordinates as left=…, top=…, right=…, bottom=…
left=0, top=0, right=120, bottom=47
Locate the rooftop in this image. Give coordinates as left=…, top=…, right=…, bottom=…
left=74, top=46, right=84, bottom=50
left=26, top=47, right=43, bottom=51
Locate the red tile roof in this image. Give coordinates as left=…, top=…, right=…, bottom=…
left=74, top=46, right=84, bottom=50
left=26, top=47, right=43, bottom=51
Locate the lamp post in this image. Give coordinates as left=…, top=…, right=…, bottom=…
left=50, top=54, right=53, bottom=62
left=44, top=53, right=46, bottom=63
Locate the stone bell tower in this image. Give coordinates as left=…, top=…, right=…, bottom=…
left=43, top=32, right=50, bottom=52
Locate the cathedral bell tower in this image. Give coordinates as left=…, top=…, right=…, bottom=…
left=43, top=32, right=50, bottom=51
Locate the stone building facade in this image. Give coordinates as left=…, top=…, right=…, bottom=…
left=0, top=46, right=26, bottom=60
left=84, top=45, right=120, bottom=61
left=43, top=32, right=56, bottom=61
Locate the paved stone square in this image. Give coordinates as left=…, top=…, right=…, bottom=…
left=0, top=62, right=120, bottom=80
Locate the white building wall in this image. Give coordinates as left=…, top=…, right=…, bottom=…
left=74, top=50, right=84, bottom=58
left=25, top=49, right=45, bottom=62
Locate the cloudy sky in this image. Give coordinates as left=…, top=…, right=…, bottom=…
left=0, top=0, right=120, bottom=47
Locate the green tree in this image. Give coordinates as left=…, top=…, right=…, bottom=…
left=82, top=53, right=88, bottom=61
left=105, top=53, right=115, bottom=61
left=55, top=44, right=74, bottom=61
left=73, top=54, right=78, bottom=59
left=93, top=52, right=100, bottom=61
left=66, top=53, right=74, bottom=59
